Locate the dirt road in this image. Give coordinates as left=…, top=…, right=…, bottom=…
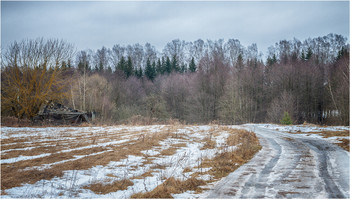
left=207, top=124, right=350, bottom=198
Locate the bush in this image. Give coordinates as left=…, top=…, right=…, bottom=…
left=280, top=111, right=293, bottom=125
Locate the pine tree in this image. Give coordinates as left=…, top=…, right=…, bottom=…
left=189, top=57, right=196, bottom=72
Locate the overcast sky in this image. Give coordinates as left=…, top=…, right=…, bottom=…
left=1, top=1, right=349, bottom=55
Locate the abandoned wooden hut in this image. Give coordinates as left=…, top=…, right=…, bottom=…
left=34, top=102, right=90, bottom=124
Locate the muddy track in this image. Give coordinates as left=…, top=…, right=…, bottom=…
left=207, top=125, right=349, bottom=198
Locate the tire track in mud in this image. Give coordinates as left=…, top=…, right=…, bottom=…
left=240, top=137, right=281, bottom=198
left=207, top=125, right=349, bottom=198
left=302, top=139, right=345, bottom=198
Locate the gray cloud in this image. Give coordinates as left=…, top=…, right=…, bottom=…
left=1, top=1, right=349, bottom=54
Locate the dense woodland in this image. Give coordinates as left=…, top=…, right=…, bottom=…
left=1, top=33, right=349, bottom=125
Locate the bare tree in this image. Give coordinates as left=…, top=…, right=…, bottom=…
left=93, top=46, right=110, bottom=72
left=110, top=44, right=125, bottom=71
left=1, top=38, right=74, bottom=119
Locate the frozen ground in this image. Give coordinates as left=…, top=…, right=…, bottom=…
left=258, top=123, right=349, bottom=133
left=1, top=124, right=348, bottom=198
left=1, top=125, right=241, bottom=198
left=207, top=124, right=350, bottom=198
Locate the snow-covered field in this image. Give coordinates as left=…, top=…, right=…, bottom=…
left=253, top=123, right=349, bottom=146
left=1, top=125, right=253, bottom=198
left=256, top=123, right=349, bottom=133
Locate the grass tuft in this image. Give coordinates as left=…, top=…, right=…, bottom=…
left=131, top=177, right=205, bottom=198
left=84, top=179, right=134, bottom=194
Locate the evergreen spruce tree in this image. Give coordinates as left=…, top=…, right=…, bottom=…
left=306, top=47, right=313, bottom=60
left=135, top=67, right=143, bottom=78
left=67, top=59, right=72, bottom=68
left=156, top=58, right=162, bottom=75
left=152, top=61, right=157, bottom=77
left=145, top=58, right=156, bottom=81
left=61, top=61, right=67, bottom=70
left=165, top=56, right=172, bottom=74
left=171, top=55, right=179, bottom=72
left=117, top=56, right=126, bottom=72
left=161, top=57, right=166, bottom=75
left=125, top=56, right=133, bottom=78
left=336, top=47, right=348, bottom=60
left=301, top=50, right=306, bottom=61
left=237, top=54, right=244, bottom=70
left=180, top=63, right=187, bottom=73
left=267, top=54, right=277, bottom=66
left=189, top=57, right=196, bottom=72
left=106, top=66, right=112, bottom=74
left=272, top=54, right=277, bottom=64
left=280, top=111, right=293, bottom=125
left=98, top=61, right=104, bottom=72
left=266, top=56, right=273, bottom=66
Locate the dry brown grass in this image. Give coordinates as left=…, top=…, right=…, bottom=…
left=131, top=177, right=205, bottom=198
left=336, top=138, right=350, bottom=152
left=159, top=147, right=179, bottom=156
left=1, top=116, right=32, bottom=127
left=131, top=170, right=154, bottom=179
left=1, top=126, right=177, bottom=191
left=84, top=179, right=134, bottom=194
left=183, top=167, right=192, bottom=173
left=1, top=166, right=63, bottom=191
left=200, top=128, right=261, bottom=179
left=298, top=130, right=349, bottom=138
left=278, top=191, right=299, bottom=197
left=1, top=137, right=32, bottom=149
left=2, top=145, right=64, bottom=160
left=291, top=130, right=349, bottom=152
left=151, top=164, right=167, bottom=170
left=318, top=130, right=349, bottom=138
left=1, top=125, right=262, bottom=197
left=201, top=136, right=216, bottom=150
left=159, top=143, right=187, bottom=156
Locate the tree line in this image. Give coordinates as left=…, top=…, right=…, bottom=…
left=1, top=34, right=349, bottom=125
